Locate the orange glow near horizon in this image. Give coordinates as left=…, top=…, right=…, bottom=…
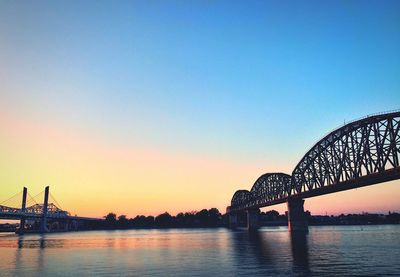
left=0, top=107, right=399, bottom=218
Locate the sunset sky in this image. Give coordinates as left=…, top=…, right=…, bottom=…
left=1, top=1, right=399, bottom=218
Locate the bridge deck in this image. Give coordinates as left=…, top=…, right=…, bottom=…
left=0, top=212, right=102, bottom=221
left=230, top=167, right=400, bottom=213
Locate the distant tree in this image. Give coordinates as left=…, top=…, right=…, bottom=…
left=265, top=210, right=279, bottom=221
left=118, top=215, right=129, bottom=228
left=155, top=212, right=174, bottom=227
left=195, top=209, right=209, bottom=226
left=387, top=212, right=400, bottom=224
left=179, top=212, right=196, bottom=226
left=105, top=213, right=117, bottom=221
left=134, top=215, right=145, bottom=226
left=208, top=208, right=221, bottom=226
left=208, top=208, right=220, bottom=217
left=105, top=212, right=117, bottom=228
left=176, top=212, right=185, bottom=227
left=145, top=216, right=155, bottom=226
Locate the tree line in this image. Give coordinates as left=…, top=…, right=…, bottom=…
left=96, top=209, right=400, bottom=230
left=102, top=208, right=223, bottom=229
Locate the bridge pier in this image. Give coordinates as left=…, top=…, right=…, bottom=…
left=40, top=186, right=50, bottom=233
left=71, top=220, right=78, bottom=231
left=228, top=213, right=238, bottom=228
left=64, top=219, right=70, bottom=232
left=17, top=187, right=28, bottom=235
left=247, top=208, right=260, bottom=231
left=287, top=198, right=308, bottom=232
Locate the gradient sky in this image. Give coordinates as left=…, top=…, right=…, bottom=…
left=1, top=1, right=399, bottom=217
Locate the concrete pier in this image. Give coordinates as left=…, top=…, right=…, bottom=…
left=247, top=208, right=260, bottom=231
left=287, top=198, right=308, bottom=232
left=229, top=213, right=238, bottom=228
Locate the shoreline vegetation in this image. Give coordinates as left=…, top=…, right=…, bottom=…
left=99, top=209, right=400, bottom=230
left=1, top=209, right=399, bottom=232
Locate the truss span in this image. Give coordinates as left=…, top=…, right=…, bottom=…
left=291, top=111, right=400, bottom=197
left=230, top=190, right=251, bottom=211
left=229, top=111, right=400, bottom=212
left=249, top=173, right=291, bottom=206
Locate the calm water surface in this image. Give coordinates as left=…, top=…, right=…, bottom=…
left=0, top=225, right=399, bottom=276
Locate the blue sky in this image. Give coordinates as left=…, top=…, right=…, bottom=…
left=0, top=1, right=399, bottom=215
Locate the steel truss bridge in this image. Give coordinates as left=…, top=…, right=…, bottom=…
left=0, top=186, right=101, bottom=233
left=227, top=111, right=400, bottom=230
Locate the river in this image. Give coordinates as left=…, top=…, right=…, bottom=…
left=0, top=225, right=399, bottom=276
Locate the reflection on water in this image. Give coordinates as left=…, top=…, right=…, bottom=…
left=290, top=232, right=310, bottom=275
left=228, top=228, right=309, bottom=276
left=0, top=225, right=400, bottom=276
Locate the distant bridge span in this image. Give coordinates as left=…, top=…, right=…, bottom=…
left=0, top=186, right=102, bottom=233
left=227, top=110, right=400, bottom=231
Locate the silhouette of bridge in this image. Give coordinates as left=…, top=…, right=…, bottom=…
left=0, top=186, right=101, bottom=233
left=227, top=110, right=400, bottom=231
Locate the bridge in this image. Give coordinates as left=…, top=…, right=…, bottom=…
left=227, top=110, right=400, bottom=231
left=0, top=186, right=102, bottom=233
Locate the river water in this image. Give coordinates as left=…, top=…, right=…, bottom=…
left=0, top=225, right=399, bottom=276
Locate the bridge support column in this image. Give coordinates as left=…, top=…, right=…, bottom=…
left=18, top=187, right=28, bottom=235
left=40, top=186, right=50, bottom=233
left=287, top=198, right=308, bottom=232
left=229, top=213, right=238, bottom=228
left=247, top=208, right=260, bottom=231
left=64, top=219, right=70, bottom=232
left=71, top=220, right=78, bottom=231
